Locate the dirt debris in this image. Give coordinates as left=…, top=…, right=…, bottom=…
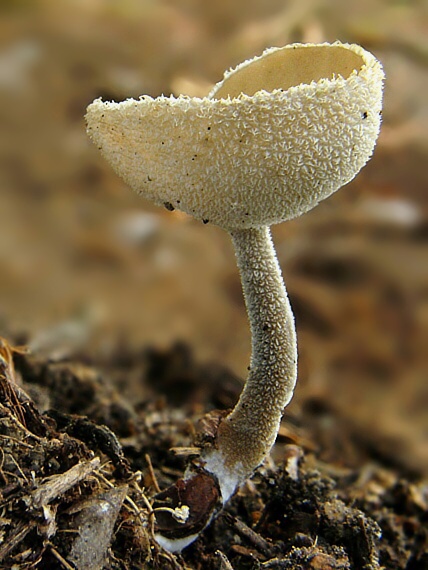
left=0, top=339, right=425, bottom=569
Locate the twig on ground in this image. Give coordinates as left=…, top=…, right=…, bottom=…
left=28, top=457, right=101, bottom=509
left=145, top=453, right=161, bottom=493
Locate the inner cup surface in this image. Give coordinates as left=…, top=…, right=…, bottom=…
left=213, top=45, right=364, bottom=99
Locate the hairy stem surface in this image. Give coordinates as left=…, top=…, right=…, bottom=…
left=212, top=226, right=298, bottom=483
left=154, top=226, right=298, bottom=550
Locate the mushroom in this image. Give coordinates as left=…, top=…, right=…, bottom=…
left=86, top=41, right=384, bottom=551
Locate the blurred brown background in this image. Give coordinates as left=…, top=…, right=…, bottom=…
left=0, top=0, right=427, bottom=471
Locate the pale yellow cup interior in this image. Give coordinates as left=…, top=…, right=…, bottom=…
left=213, top=45, right=364, bottom=98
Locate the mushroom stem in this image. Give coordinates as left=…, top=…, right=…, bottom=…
left=153, top=226, right=298, bottom=552
left=203, top=226, right=297, bottom=499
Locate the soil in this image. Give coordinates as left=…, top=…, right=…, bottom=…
left=0, top=1, right=427, bottom=569
left=0, top=338, right=427, bottom=570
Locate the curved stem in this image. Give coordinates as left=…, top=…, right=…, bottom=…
left=153, top=226, right=298, bottom=551
left=204, top=227, right=297, bottom=494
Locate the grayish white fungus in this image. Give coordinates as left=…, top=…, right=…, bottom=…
left=86, top=42, right=383, bottom=231
left=86, top=41, right=384, bottom=552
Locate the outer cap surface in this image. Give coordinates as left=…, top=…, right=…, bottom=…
left=86, top=42, right=384, bottom=230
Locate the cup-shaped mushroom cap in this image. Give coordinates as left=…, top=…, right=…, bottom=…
left=86, top=42, right=384, bottom=230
